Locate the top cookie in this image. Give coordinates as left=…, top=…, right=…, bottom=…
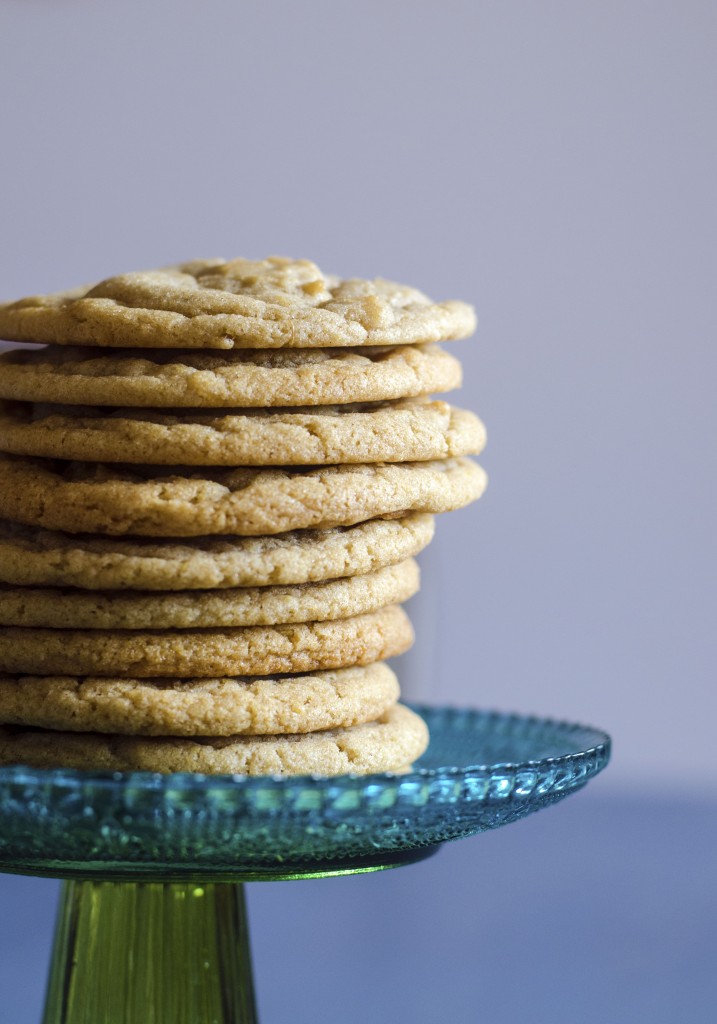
left=0, top=257, right=476, bottom=350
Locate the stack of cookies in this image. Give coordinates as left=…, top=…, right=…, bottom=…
left=0, top=258, right=486, bottom=775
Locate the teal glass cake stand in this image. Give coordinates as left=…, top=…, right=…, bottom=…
left=0, top=706, right=610, bottom=1023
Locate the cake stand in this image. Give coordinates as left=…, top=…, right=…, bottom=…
left=0, top=705, right=611, bottom=1023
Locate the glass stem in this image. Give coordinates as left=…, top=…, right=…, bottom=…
left=42, top=880, right=258, bottom=1024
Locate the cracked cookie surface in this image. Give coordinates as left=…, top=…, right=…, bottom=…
left=0, top=257, right=476, bottom=350
left=0, top=399, right=485, bottom=466
left=0, top=454, right=486, bottom=536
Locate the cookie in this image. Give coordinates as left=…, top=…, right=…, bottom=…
left=0, top=514, right=433, bottom=590
left=0, top=454, right=487, bottom=536
left=0, top=605, right=414, bottom=677
left=0, top=343, right=462, bottom=407
left=0, top=399, right=485, bottom=466
left=0, top=258, right=476, bottom=351
left=0, top=703, right=429, bottom=775
left=0, top=662, right=400, bottom=736
left=0, top=559, right=419, bottom=629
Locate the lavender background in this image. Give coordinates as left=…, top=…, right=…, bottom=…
left=0, top=2, right=715, bottom=1021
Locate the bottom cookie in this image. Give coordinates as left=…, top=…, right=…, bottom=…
left=0, top=703, right=429, bottom=776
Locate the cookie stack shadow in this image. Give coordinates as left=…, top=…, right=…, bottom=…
left=0, top=258, right=487, bottom=775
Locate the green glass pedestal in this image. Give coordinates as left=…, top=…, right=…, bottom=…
left=44, top=882, right=257, bottom=1024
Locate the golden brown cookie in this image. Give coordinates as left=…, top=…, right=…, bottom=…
left=0, top=343, right=462, bottom=407
left=0, top=258, right=476, bottom=350
left=0, top=703, right=429, bottom=775
left=0, top=514, right=433, bottom=590
left=0, top=399, right=485, bottom=466
left=0, top=605, right=414, bottom=677
left=0, top=663, right=400, bottom=736
left=0, top=454, right=487, bottom=536
left=0, top=559, right=419, bottom=629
